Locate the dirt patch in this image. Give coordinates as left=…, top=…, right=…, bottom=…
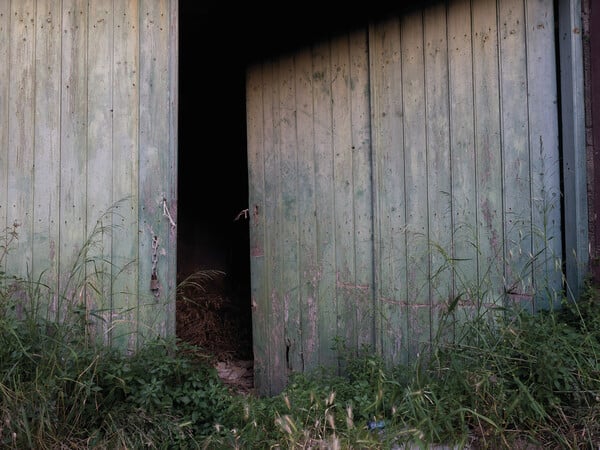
left=176, top=271, right=254, bottom=394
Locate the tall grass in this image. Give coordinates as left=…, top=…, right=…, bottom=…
left=0, top=212, right=237, bottom=449
left=1, top=207, right=600, bottom=448
left=203, top=289, right=600, bottom=449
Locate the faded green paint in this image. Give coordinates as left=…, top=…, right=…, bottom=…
left=247, top=0, right=564, bottom=395
left=0, top=0, right=177, bottom=352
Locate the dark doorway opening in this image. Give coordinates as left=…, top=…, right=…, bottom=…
left=176, top=3, right=253, bottom=386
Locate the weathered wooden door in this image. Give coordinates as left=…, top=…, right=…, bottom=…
left=247, top=0, right=563, bottom=395
left=0, top=0, right=178, bottom=351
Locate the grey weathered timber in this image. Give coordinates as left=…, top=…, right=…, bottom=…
left=7, top=0, right=36, bottom=288
left=32, top=0, right=61, bottom=319
left=559, top=0, right=589, bottom=301
left=0, top=0, right=178, bottom=351
left=527, top=0, right=563, bottom=309
left=0, top=0, right=8, bottom=277
left=369, top=16, right=408, bottom=366
left=87, top=0, right=114, bottom=340
left=137, top=0, right=178, bottom=344
left=246, top=0, right=566, bottom=395
left=246, top=65, right=268, bottom=394
left=111, top=1, right=141, bottom=349
left=446, top=0, right=478, bottom=324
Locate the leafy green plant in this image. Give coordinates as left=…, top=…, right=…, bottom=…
left=2, top=196, right=600, bottom=449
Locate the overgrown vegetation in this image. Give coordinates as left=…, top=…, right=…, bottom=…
left=1, top=221, right=600, bottom=449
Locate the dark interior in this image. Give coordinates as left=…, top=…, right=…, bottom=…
left=176, top=2, right=415, bottom=362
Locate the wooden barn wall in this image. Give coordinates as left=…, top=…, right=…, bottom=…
left=246, top=0, right=563, bottom=395
left=0, top=0, right=178, bottom=351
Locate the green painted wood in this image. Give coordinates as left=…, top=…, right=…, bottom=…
left=369, top=18, right=408, bottom=366
left=278, top=54, right=302, bottom=374
left=166, top=0, right=178, bottom=347
left=294, top=47, right=319, bottom=373
left=348, top=30, right=374, bottom=350
left=311, top=41, right=338, bottom=372
left=248, top=33, right=375, bottom=393
left=246, top=64, right=269, bottom=395
left=7, top=0, right=35, bottom=290
left=526, top=0, right=563, bottom=309
left=87, top=0, right=115, bottom=341
left=498, top=0, right=532, bottom=312
left=0, top=0, right=8, bottom=274
left=472, top=0, right=505, bottom=308
left=559, top=0, right=588, bottom=301
left=59, top=0, right=89, bottom=316
left=331, top=33, right=356, bottom=367
left=401, top=10, right=430, bottom=361
left=32, top=0, right=62, bottom=319
left=111, top=1, right=141, bottom=349
left=263, top=59, right=286, bottom=395
left=138, top=0, right=176, bottom=346
left=424, top=2, right=452, bottom=344
left=247, top=0, right=564, bottom=394
left=447, top=0, right=478, bottom=325
left=0, top=0, right=175, bottom=352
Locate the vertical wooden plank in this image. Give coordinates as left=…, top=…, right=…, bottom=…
left=331, top=33, right=355, bottom=364
left=472, top=0, right=504, bottom=308
left=0, top=0, right=10, bottom=271
left=295, top=47, right=319, bottom=373
left=59, top=0, right=88, bottom=310
left=423, top=3, right=452, bottom=342
left=558, top=0, right=588, bottom=301
left=447, top=0, right=478, bottom=322
left=166, top=0, right=178, bottom=341
left=401, top=11, right=430, bottom=361
left=33, top=0, right=62, bottom=315
left=278, top=55, right=302, bottom=374
left=7, top=0, right=35, bottom=284
left=370, top=17, right=408, bottom=366
left=498, top=0, right=533, bottom=311
left=349, top=29, right=374, bottom=350
left=263, top=60, right=286, bottom=395
left=87, top=0, right=114, bottom=340
left=312, top=40, right=337, bottom=370
left=588, top=0, right=600, bottom=282
left=138, top=0, right=173, bottom=345
left=111, top=0, right=140, bottom=349
left=526, top=0, right=562, bottom=309
left=246, top=64, right=269, bottom=395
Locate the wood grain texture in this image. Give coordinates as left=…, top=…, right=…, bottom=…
left=33, top=0, right=61, bottom=316
left=369, top=17, right=407, bottom=366
left=8, top=0, right=35, bottom=284
left=472, top=0, right=504, bottom=308
left=400, top=9, right=430, bottom=361
left=111, top=1, right=141, bottom=349
left=448, top=0, right=478, bottom=323
left=137, top=0, right=176, bottom=347
left=559, top=0, right=588, bottom=301
left=424, top=2, right=451, bottom=344
left=246, top=0, right=564, bottom=394
left=0, top=0, right=7, bottom=265
left=87, top=0, right=114, bottom=340
left=59, top=0, right=88, bottom=311
left=311, top=40, right=337, bottom=372
left=295, top=47, right=319, bottom=373
left=1, top=0, right=177, bottom=351
left=246, top=64, right=268, bottom=394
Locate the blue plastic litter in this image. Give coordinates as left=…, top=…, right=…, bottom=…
left=367, top=420, right=385, bottom=431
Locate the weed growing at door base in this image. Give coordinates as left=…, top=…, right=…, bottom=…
left=1, top=228, right=600, bottom=448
